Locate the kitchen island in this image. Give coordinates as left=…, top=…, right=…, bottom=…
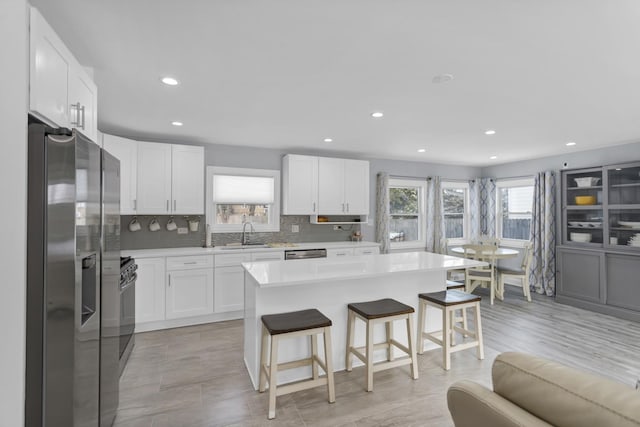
left=242, top=251, right=485, bottom=389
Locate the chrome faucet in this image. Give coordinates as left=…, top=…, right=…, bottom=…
left=241, top=222, right=255, bottom=245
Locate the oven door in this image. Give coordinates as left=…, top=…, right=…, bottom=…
left=119, top=273, right=136, bottom=359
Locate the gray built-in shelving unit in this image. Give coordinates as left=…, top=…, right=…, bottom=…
left=556, top=161, right=640, bottom=322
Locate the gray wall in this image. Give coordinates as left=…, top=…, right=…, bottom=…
left=1, top=0, right=28, bottom=424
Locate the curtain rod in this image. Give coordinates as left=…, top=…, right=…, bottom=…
left=389, top=174, right=431, bottom=181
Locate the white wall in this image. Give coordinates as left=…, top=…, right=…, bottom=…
left=0, top=0, right=28, bottom=425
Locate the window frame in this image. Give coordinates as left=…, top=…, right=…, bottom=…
left=441, top=181, right=470, bottom=245
left=495, top=177, right=535, bottom=246
left=206, top=166, right=281, bottom=233
left=388, top=178, right=428, bottom=250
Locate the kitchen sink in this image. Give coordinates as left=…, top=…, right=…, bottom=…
left=220, top=243, right=269, bottom=250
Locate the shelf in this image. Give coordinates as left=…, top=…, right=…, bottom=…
left=566, top=205, right=602, bottom=210
left=567, top=186, right=602, bottom=190
left=568, top=226, right=602, bottom=230
left=610, top=183, right=640, bottom=188
left=607, top=204, right=640, bottom=210
left=610, top=227, right=640, bottom=232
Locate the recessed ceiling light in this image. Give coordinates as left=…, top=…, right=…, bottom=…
left=417, top=149, right=426, bottom=153
left=323, top=138, right=333, bottom=143
left=371, top=112, right=384, bottom=118
left=171, top=121, right=183, bottom=126
left=161, top=76, right=179, bottom=86
left=432, top=74, right=454, bottom=84
left=566, top=141, right=576, bottom=146
left=489, top=155, right=498, bottom=160
left=485, top=130, right=496, bottom=135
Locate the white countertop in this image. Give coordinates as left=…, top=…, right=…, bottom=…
left=122, top=241, right=380, bottom=258
left=242, top=251, right=486, bottom=288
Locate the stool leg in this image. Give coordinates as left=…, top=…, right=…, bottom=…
left=311, top=333, right=319, bottom=380
left=406, top=314, right=418, bottom=380
left=267, top=335, right=279, bottom=419
left=346, top=309, right=355, bottom=372
left=443, top=307, right=451, bottom=371
left=366, top=319, right=374, bottom=392
left=417, top=299, right=426, bottom=355
left=473, top=303, right=485, bottom=361
left=450, top=309, right=456, bottom=346
left=462, top=307, right=468, bottom=336
left=323, top=326, right=336, bottom=403
left=386, top=320, right=394, bottom=361
left=259, top=325, right=269, bottom=393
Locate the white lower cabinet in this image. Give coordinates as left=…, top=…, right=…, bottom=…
left=135, top=257, right=166, bottom=323
left=354, top=247, right=380, bottom=256
left=166, top=268, right=214, bottom=319
left=214, top=266, right=246, bottom=313
left=327, top=248, right=354, bottom=257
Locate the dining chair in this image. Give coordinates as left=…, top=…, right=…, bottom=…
left=497, top=243, right=533, bottom=302
left=446, top=238, right=466, bottom=283
left=462, top=244, right=499, bottom=305
left=477, top=235, right=500, bottom=246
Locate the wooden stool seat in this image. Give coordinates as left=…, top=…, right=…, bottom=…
left=347, top=298, right=414, bottom=319
left=417, top=290, right=484, bottom=370
left=259, top=309, right=335, bottom=419
left=262, top=309, right=332, bottom=334
left=346, top=298, right=418, bottom=392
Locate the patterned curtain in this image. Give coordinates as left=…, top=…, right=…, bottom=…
left=375, top=172, right=390, bottom=254
left=529, top=171, right=556, bottom=296
left=426, top=176, right=446, bottom=253
left=469, top=177, right=496, bottom=240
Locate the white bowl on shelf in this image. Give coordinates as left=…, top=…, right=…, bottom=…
left=574, top=177, right=600, bottom=187
left=618, top=221, right=640, bottom=229
left=570, top=232, right=592, bottom=243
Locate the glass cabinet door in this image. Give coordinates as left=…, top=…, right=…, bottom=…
left=607, top=163, right=640, bottom=249
left=564, top=169, right=603, bottom=246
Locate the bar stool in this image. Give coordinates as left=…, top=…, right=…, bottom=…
left=417, top=290, right=484, bottom=370
left=259, top=308, right=335, bottom=419
left=346, top=298, right=419, bottom=392
left=446, top=280, right=468, bottom=333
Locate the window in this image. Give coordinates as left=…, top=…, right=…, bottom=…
left=496, top=178, right=534, bottom=242
left=206, top=166, right=280, bottom=232
left=442, top=181, right=469, bottom=241
left=389, top=179, right=427, bottom=248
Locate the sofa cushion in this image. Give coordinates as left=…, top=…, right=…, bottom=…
left=492, top=352, right=640, bottom=427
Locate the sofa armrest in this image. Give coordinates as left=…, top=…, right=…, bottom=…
left=447, top=380, right=553, bottom=427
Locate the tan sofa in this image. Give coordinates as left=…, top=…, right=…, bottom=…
left=447, top=352, right=640, bottom=427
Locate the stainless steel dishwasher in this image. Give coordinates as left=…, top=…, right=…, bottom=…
left=284, top=248, right=327, bottom=260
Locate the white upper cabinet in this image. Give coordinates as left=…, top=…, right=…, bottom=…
left=282, top=154, right=318, bottom=214
left=318, top=157, right=370, bottom=215
left=136, top=142, right=204, bottom=215
left=103, top=134, right=138, bottom=214
left=343, top=159, right=370, bottom=214
left=171, top=145, right=204, bottom=214
left=137, top=142, right=173, bottom=214
left=29, top=7, right=98, bottom=141
left=318, top=157, right=346, bottom=214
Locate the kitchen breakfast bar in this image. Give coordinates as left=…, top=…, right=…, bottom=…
left=242, top=251, right=485, bottom=388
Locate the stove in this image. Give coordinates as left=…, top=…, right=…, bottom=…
left=119, top=256, right=137, bottom=374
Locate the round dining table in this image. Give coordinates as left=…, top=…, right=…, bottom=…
left=450, top=246, right=519, bottom=259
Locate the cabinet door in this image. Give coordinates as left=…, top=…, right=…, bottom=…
left=135, top=258, right=166, bottom=324
left=103, top=134, right=137, bottom=214
left=251, top=251, right=284, bottom=262
left=606, top=253, right=640, bottom=311
left=171, top=145, right=204, bottom=214
left=344, top=159, right=369, bottom=215
left=136, top=142, right=172, bottom=214
left=318, top=157, right=346, bottom=214
left=29, top=7, right=70, bottom=128
left=354, top=246, right=379, bottom=256
left=214, top=266, right=245, bottom=313
left=327, top=248, right=354, bottom=258
left=166, top=269, right=214, bottom=319
left=557, top=249, right=603, bottom=303
left=282, top=155, right=318, bottom=214
left=68, top=65, right=98, bottom=142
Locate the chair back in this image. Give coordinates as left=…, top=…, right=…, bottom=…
left=462, top=244, right=497, bottom=265
left=477, top=235, right=500, bottom=246
left=521, top=242, right=533, bottom=272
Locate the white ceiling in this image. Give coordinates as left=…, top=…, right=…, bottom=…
left=32, top=0, right=640, bottom=166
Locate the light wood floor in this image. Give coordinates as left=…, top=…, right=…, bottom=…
left=114, top=288, right=640, bottom=427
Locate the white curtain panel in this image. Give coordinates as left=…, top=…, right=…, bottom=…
left=469, top=177, right=496, bottom=240
left=426, top=176, right=446, bottom=253
left=375, top=172, right=390, bottom=254
left=529, top=171, right=556, bottom=296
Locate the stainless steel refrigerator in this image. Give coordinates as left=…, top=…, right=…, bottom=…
left=26, top=119, right=120, bottom=427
